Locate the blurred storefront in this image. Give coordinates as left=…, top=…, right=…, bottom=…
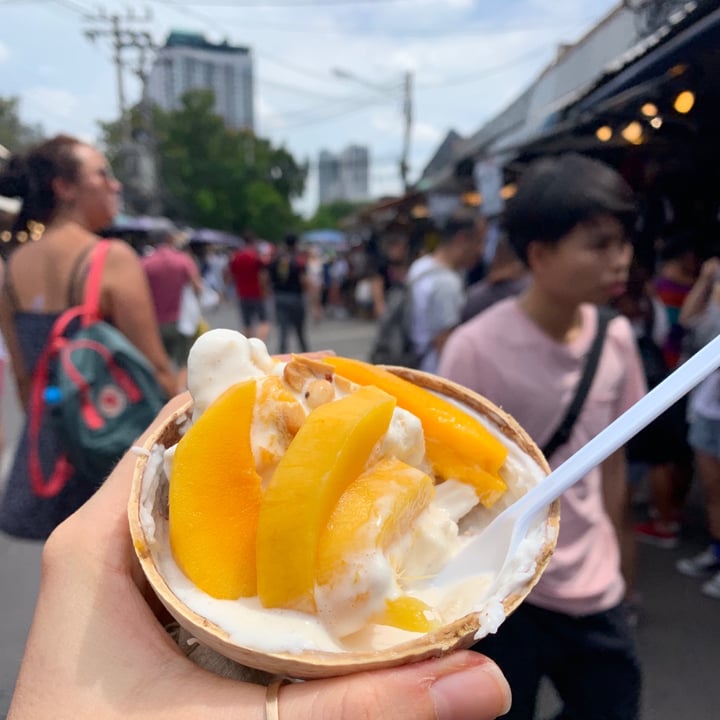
left=514, top=0, right=720, bottom=265
left=420, top=0, right=719, bottom=267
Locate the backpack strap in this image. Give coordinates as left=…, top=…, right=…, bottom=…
left=2, top=262, right=22, bottom=313
left=541, top=306, right=615, bottom=458
left=82, top=240, right=111, bottom=327
left=28, top=305, right=84, bottom=498
left=27, top=241, right=114, bottom=497
left=66, top=243, right=97, bottom=308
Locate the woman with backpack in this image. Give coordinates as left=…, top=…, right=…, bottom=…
left=0, top=134, right=175, bottom=540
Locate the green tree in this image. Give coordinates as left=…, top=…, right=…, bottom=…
left=0, top=97, right=44, bottom=153
left=99, top=90, right=307, bottom=242
left=305, top=199, right=368, bottom=231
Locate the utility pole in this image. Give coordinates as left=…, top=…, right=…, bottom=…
left=84, top=8, right=158, bottom=214
left=84, top=8, right=155, bottom=143
left=400, top=70, right=413, bottom=193
left=332, top=67, right=414, bottom=195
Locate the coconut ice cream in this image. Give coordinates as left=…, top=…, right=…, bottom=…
left=129, top=329, right=559, bottom=678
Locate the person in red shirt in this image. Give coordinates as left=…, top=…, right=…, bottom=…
left=229, top=232, right=270, bottom=342
left=142, top=227, right=202, bottom=389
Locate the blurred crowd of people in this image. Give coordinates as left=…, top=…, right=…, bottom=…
left=2, top=133, right=720, bottom=719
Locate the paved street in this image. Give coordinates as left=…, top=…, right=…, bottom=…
left=1, top=304, right=719, bottom=717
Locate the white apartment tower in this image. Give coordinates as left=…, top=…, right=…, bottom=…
left=147, top=31, right=254, bottom=131
left=318, top=144, right=369, bottom=205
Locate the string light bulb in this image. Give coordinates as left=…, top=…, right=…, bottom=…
left=595, top=125, right=613, bottom=142
left=410, top=204, right=429, bottom=218
left=500, top=183, right=517, bottom=200
left=674, top=90, right=695, bottom=114
left=641, top=102, right=658, bottom=117
left=461, top=191, right=482, bottom=207
left=621, top=121, right=643, bottom=145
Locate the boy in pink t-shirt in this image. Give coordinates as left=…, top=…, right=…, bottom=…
left=439, top=154, right=645, bottom=720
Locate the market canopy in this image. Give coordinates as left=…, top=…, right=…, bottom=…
left=106, top=214, right=176, bottom=234
left=188, top=228, right=243, bottom=247
left=301, top=229, right=347, bottom=247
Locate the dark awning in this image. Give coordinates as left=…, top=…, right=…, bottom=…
left=571, top=2, right=720, bottom=118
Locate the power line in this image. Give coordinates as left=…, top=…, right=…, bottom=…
left=152, top=0, right=225, bottom=32
left=54, top=0, right=93, bottom=15
left=149, top=0, right=551, bottom=97
left=280, top=97, right=389, bottom=130
left=152, top=0, right=342, bottom=88
left=417, top=45, right=550, bottom=90
left=150, top=0, right=415, bottom=7
left=258, top=78, right=361, bottom=102
left=58, top=0, right=92, bottom=13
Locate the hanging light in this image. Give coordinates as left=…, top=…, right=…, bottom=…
left=500, top=183, right=517, bottom=200
left=410, top=203, right=429, bottom=218
left=650, top=116, right=663, bottom=129
left=641, top=102, right=658, bottom=117
left=674, top=90, right=695, bottom=114
left=461, top=191, right=482, bottom=207
left=595, top=125, right=613, bottom=142
left=621, top=121, right=643, bottom=145
left=668, top=63, right=688, bottom=78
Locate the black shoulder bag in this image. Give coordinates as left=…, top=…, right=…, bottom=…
left=541, top=307, right=614, bottom=458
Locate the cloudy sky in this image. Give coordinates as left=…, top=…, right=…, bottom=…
left=0, top=0, right=618, bottom=214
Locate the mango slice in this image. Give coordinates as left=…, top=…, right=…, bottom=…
left=256, top=385, right=396, bottom=610
left=324, top=357, right=508, bottom=505
left=379, top=596, right=438, bottom=633
left=315, top=457, right=435, bottom=634
left=316, top=457, right=435, bottom=588
left=425, top=439, right=507, bottom=507
left=169, top=379, right=262, bottom=599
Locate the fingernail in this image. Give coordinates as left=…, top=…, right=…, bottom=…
left=430, top=661, right=512, bottom=720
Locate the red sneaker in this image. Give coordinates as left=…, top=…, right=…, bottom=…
left=635, top=520, right=679, bottom=549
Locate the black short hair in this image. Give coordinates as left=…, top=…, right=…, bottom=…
left=504, top=153, right=636, bottom=264
left=437, top=209, right=478, bottom=244
left=658, top=230, right=697, bottom=263
left=285, top=233, right=298, bottom=248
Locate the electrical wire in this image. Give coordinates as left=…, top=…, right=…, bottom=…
left=416, top=45, right=550, bottom=89
left=149, top=0, right=554, bottom=95
left=259, top=78, right=363, bottom=102
left=53, top=0, right=93, bottom=15
left=153, top=0, right=344, bottom=88
left=279, top=96, right=389, bottom=130
left=150, top=0, right=416, bottom=7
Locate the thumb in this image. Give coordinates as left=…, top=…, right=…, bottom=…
left=282, top=651, right=511, bottom=720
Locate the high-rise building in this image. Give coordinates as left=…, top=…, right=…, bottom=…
left=147, top=31, right=254, bottom=131
left=340, top=145, right=369, bottom=202
left=318, top=150, right=341, bottom=205
left=317, top=145, right=369, bottom=205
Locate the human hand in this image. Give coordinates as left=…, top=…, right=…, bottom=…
left=8, top=395, right=511, bottom=720
left=699, top=257, right=720, bottom=283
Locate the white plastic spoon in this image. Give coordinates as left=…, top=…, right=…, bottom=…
left=430, top=331, right=720, bottom=589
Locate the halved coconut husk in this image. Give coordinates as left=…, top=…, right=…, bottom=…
left=128, top=367, right=560, bottom=679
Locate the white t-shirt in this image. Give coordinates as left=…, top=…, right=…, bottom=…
left=406, top=254, right=464, bottom=374
left=688, top=303, right=720, bottom=420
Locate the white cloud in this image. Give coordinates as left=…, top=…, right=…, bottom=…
left=24, top=87, right=78, bottom=120
left=0, top=41, right=9, bottom=63
left=3, top=0, right=619, bottom=208
left=414, top=122, right=442, bottom=144
left=257, top=96, right=287, bottom=133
